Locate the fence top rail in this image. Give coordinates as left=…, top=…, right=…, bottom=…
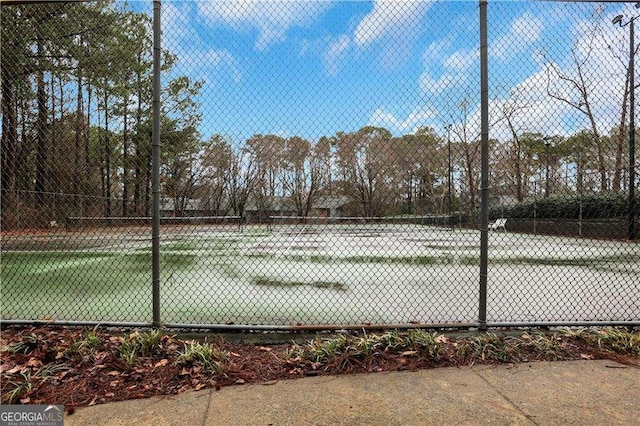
left=67, top=216, right=242, bottom=221
left=268, top=215, right=454, bottom=220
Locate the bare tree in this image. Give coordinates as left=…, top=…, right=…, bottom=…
left=334, top=126, right=396, bottom=218
left=281, top=136, right=328, bottom=217
left=227, top=147, right=259, bottom=219
left=500, top=90, right=531, bottom=202
left=200, top=135, right=234, bottom=216
left=544, top=17, right=619, bottom=192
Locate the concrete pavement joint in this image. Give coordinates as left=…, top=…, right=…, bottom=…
left=202, top=389, right=213, bottom=426
left=471, top=366, right=539, bottom=425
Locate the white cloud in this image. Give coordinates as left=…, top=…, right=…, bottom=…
left=422, top=40, right=450, bottom=62
left=163, top=3, right=195, bottom=50
left=543, top=11, right=628, bottom=134
left=198, top=1, right=332, bottom=51
left=324, top=35, right=351, bottom=76
left=419, top=46, right=475, bottom=94
left=492, top=12, right=543, bottom=61
left=419, top=72, right=461, bottom=94
left=352, top=0, right=433, bottom=70
left=488, top=66, right=571, bottom=140
left=207, top=49, right=242, bottom=84
left=443, top=48, right=476, bottom=71
left=354, top=0, right=431, bottom=47
left=369, top=106, right=437, bottom=134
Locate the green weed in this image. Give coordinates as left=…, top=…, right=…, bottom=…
left=563, top=327, right=640, bottom=355
left=6, top=334, right=41, bottom=354
left=457, top=333, right=516, bottom=363
left=118, top=330, right=164, bottom=367
left=1, top=371, right=33, bottom=404
left=176, top=341, right=228, bottom=374
left=65, top=329, right=103, bottom=362
left=516, top=331, right=570, bottom=359
left=405, top=329, right=443, bottom=360
left=1, top=364, right=68, bottom=404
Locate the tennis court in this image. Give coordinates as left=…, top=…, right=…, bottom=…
left=2, top=220, right=638, bottom=325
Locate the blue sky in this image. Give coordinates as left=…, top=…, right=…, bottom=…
left=146, top=1, right=636, bottom=145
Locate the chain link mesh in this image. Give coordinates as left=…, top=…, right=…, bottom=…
left=1, top=1, right=638, bottom=327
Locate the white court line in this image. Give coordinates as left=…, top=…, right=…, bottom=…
left=276, top=223, right=309, bottom=258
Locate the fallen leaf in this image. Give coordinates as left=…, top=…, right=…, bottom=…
left=179, top=367, right=191, bottom=376
left=229, top=352, right=240, bottom=357
left=195, top=383, right=206, bottom=391
left=105, top=392, right=115, bottom=398
left=26, top=358, right=43, bottom=368
left=154, top=359, right=169, bottom=368
left=109, top=380, right=120, bottom=387
left=400, top=350, right=417, bottom=356
left=235, top=379, right=245, bottom=384
left=107, top=371, right=121, bottom=376
left=580, top=354, right=594, bottom=360
left=88, top=396, right=97, bottom=406
left=435, top=335, right=449, bottom=344
left=258, top=346, right=272, bottom=352
left=20, top=398, right=30, bottom=404
left=127, top=385, right=137, bottom=390
left=192, top=366, right=202, bottom=374
left=1, top=364, right=18, bottom=374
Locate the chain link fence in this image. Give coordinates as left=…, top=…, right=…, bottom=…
left=1, top=0, right=638, bottom=329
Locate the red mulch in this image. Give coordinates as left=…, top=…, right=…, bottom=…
left=1, top=325, right=638, bottom=415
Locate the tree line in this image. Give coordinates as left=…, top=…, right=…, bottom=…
left=0, top=1, right=633, bottom=229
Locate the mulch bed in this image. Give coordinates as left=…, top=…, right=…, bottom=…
left=1, top=325, right=638, bottom=415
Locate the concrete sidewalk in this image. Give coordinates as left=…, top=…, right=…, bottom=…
left=65, top=360, right=639, bottom=425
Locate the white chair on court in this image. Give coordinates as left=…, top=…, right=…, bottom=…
left=488, top=218, right=507, bottom=232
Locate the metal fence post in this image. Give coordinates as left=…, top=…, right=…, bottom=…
left=152, top=0, right=161, bottom=327
left=629, top=17, right=637, bottom=241
left=478, top=0, right=489, bottom=331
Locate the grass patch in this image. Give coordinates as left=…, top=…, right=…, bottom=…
left=176, top=341, right=228, bottom=375
left=288, top=330, right=444, bottom=368
left=2, top=371, right=33, bottom=404
left=1, top=363, right=69, bottom=404
left=456, top=333, right=517, bottom=363
left=5, top=333, right=41, bottom=354
left=562, top=327, right=640, bottom=355
left=64, top=328, right=103, bottom=362
left=118, top=330, right=164, bottom=367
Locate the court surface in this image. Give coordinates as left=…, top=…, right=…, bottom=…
left=2, top=223, right=638, bottom=325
